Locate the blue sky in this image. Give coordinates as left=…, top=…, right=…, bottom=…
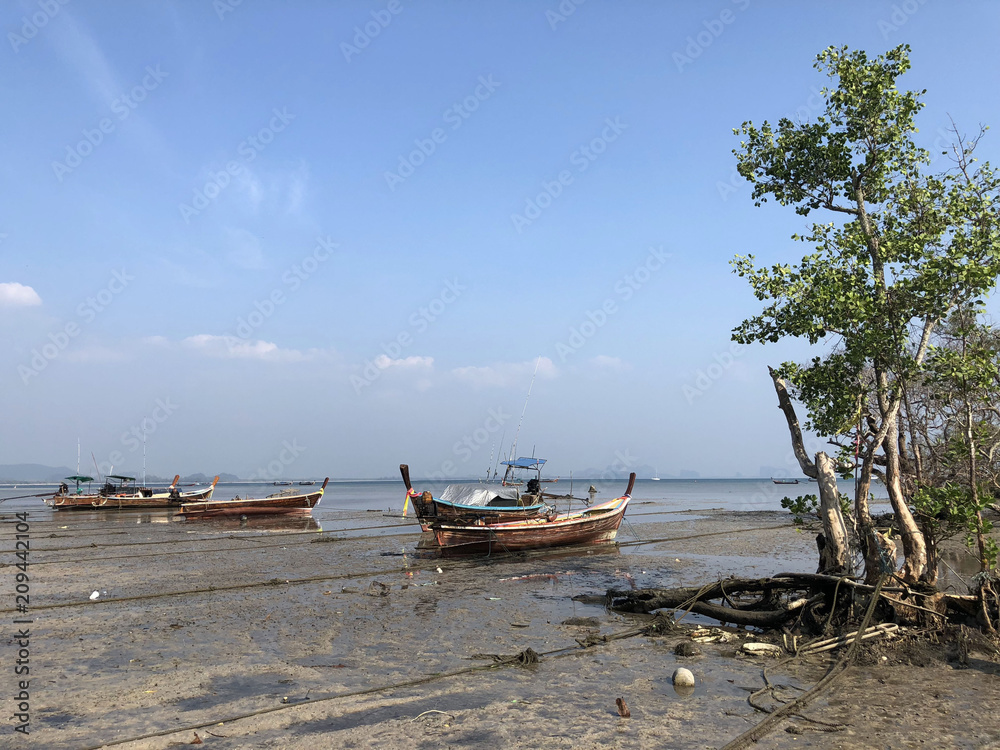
left=2, top=1, right=998, bottom=480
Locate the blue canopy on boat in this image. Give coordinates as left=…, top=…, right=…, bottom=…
left=501, top=458, right=546, bottom=469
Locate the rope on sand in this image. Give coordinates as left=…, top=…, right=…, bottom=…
left=76, top=610, right=678, bottom=749
left=718, top=575, right=887, bottom=750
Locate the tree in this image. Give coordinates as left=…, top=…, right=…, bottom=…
left=731, top=44, right=1000, bottom=584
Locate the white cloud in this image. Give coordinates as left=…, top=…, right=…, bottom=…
left=234, top=168, right=265, bottom=212
left=374, top=354, right=434, bottom=370
left=591, top=355, right=630, bottom=372
left=0, top=282, right=42, bottom=308
left=63, top=345, right=130, bottom=363
left=181, top=334, right=307, bottom=362
left=451, top=357, right=557, bottom=388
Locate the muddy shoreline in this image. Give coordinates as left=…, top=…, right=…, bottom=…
left=6, top=507, right=999, bottom=749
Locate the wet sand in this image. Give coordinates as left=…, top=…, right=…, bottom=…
left=6, top=506, right=1000, bottom=749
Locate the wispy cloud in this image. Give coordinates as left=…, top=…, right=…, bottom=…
left=591, top=355, right=630, bottom=373
left=225, top=227, right=265, bottom=270
left=0, top=282, right=42, bottom=308
left=374, top=354, right=434, bottom=370
left=63, top=345, right=131, bottom=363
left=451, top=357, right=557, bottom=388
left=48, top=9, right=121, bottom=103
left=181, top=334, right=317, bottom=362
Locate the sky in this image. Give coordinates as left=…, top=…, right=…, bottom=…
left=2, top=1, right=999, bottom=481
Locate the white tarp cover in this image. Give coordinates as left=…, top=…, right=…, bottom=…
left=439, top=484, right=521, bottom=507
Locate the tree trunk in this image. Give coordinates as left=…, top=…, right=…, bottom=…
left=884, top=411, right=928, bottom=583
left=815, top=452, right=849, bottom=575
left=768, top=368, right=851, bottom=572
left=768, top=367, right=817, bottom=477
left=856, top=446, right=885, bottom=584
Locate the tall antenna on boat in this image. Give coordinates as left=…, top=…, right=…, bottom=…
left=142, top=426, right=146, bottom=487
left=493, top=430, right=506, bottom=481
left=509, top=356, right=541, bottom=462
left=77, top=438, right=80, bottom=475
left=484, top=441, right=495, bottom=483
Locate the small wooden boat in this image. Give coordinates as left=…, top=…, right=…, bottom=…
left=50, top=474, right=197, bottom=509
left=771, top=478, right=800, bottom=485
left=423, top=473, right=635, bottom=555
left=92, top=476, right=220, bottom=509
left=401, top=462, right=548, bottom=529
left=181, top=478, right=328, bottom=518
left=47, top=474, right=96, bottom=507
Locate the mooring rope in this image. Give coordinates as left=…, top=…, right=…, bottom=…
left=718, top=575, right=887, bottom=750
left=75, top=606, right=675, bottom=750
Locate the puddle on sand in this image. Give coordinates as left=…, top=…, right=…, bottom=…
left=174, top=672, right=295, bottom=711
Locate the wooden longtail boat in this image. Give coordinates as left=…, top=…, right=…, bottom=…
left=400, top=462, right=548, bottom=529
left=181, top=478, right=328, bottom=518
left=92, top=476, right=220, bottom=509
left=424, top=473, right=635, bottom=556
left=49, top=474, right=189, bottom=510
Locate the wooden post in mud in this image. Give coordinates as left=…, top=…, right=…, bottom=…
left=768, top=367, right=850, bottom=575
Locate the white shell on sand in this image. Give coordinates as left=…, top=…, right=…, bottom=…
left=672, top=667, right=695, bottom=687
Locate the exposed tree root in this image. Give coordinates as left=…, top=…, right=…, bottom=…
left=607, top=573, right=999, bottom=633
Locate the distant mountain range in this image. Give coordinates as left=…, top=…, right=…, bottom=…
left=0, top=464, right=240, bottom=484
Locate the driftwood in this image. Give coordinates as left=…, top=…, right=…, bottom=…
left=607, top=573, right=990, bottom=631
left=768, top=368, right=850, bottom=575
left=608, top=577, right=830, bottom=629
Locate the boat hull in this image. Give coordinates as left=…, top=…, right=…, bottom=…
left=181, top=481, right=326, bottom=518
left=406, top=489, right=546, bottom=529
left=50, top=479, right=219, bottom=509
left=428, top=495, right=630, bottom=556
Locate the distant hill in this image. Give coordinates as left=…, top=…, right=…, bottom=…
left=179, top=472, right=240, bottom=484
left=0, top=464, right=240, bottom=483
left=0, top=463, right=76, bottom=482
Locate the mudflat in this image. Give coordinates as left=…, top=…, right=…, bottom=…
left=9, top=507, right=1000, bottom=749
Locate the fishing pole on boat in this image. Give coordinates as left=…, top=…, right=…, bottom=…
left=0, top=491, right=53, bottom=503
left=491, top=431, right=506, bottom=481
left=509, top=355, right=541, bottom=462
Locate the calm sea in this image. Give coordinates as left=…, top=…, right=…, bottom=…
left=0, top=476, right=887, bottom=520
